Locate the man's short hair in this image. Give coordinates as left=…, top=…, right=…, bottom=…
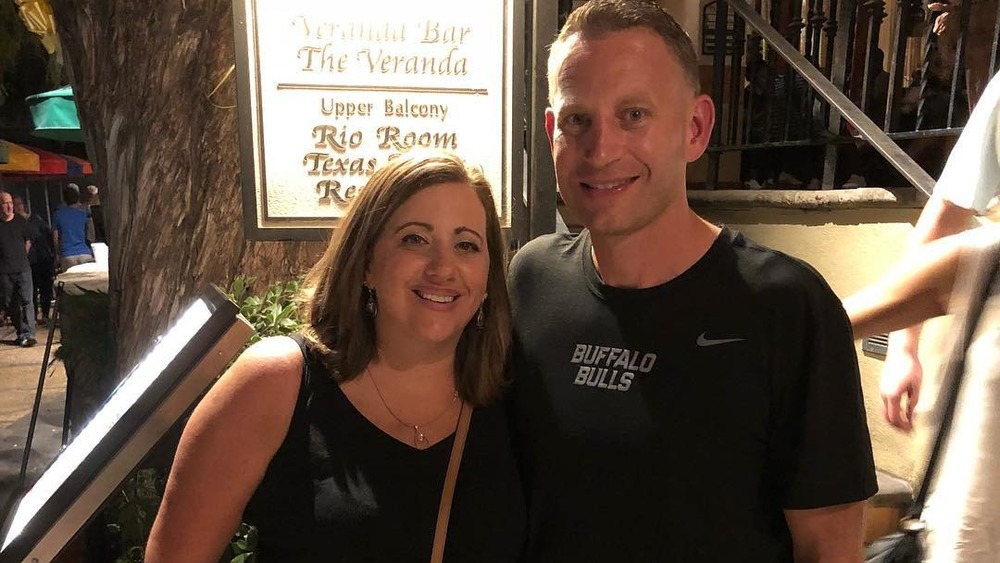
left=548, top=0, right=701, bottom=104
left=63, top=184, right=80, bottom=204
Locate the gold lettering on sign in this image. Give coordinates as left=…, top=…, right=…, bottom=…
left=312, top=125, right=363, bottom=152
left=302, top=153, right=377, bottom=176
left=376, top=127, right=458, bottom=152
left=358, top=47, right=468, bottom=76
left=297, top=45, right=348, bottom=72
left=419, top=21, right=472, bottom=45
left=316, top=180, right=361, bottom=205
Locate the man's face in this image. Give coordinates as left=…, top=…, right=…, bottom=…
left=0, top=194, right=13, bottom=221
left=13, top=198, right=27, bottom=218
left=545, top=28, right=711, bottom=239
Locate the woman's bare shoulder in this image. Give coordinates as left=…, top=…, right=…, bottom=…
left=204, top=336, right=306, bottom=426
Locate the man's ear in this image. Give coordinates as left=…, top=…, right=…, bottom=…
left=685, top=94, right=716, bottom=163
left=544, top=108, right=556, bottom=149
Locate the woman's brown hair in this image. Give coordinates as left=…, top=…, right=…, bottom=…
left=300, top=151, right=511, bottom=406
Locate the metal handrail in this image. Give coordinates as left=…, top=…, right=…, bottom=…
left=725, top=0, right=936, bottom=196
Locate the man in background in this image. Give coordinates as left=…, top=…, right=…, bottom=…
left=0, top=191, right=36, bottom=347
left=53, top=183, right=94, bottom=270
left=13, top=195, right=55, bottom=324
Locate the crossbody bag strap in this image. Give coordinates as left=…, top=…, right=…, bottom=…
left=430, top=403, right=474, bottom=563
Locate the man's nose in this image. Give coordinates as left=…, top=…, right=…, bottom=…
left=584, top=116, right=625, bottom=167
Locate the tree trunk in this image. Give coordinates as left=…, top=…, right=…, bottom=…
left=49, top=0, right=323, bottom=379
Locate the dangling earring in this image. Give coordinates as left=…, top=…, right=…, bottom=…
left=365, top=286, right=378, bottom=318
left=475, top=297, right=486, bottom=330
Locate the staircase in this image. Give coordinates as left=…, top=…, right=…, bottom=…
left=703, top=0, right=999, bottom=193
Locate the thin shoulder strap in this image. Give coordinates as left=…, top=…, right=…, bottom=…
left=430, top=404, right=474, bottom=563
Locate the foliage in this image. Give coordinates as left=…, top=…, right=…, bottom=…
left=0, top=0, right=27, bottom=106
left=219, top=523, right=258, bottom=563
left=226, top=275, right=304, bottom=346
left=0, top=1, right=61, bottom=107
left=102, top=469, right=167, bottom=563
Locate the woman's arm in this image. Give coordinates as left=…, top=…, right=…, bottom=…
left=145, top=336, right=304, bottom=563
left=845, top=224, right=999, bottom=339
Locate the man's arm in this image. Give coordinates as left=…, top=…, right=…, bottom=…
left=784, top=502, right=865, bottom=563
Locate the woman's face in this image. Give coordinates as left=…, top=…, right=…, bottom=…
left=365, top=181, right=490, bottom=351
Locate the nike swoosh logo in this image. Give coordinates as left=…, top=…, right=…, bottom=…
left=696, top=332, right=745, bottom=347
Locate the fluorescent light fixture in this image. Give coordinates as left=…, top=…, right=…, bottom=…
left=0, top=285, right=253, bottom=562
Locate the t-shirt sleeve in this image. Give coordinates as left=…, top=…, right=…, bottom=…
left=766, top=269, right=878, bottom=509
left=934, top=72, right=1000, bottom=214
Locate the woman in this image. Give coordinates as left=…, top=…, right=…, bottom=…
left=147, top=153, right=525, bottom=561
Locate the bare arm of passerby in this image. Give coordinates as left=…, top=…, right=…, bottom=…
left=881, top=196, right=983, bottom=430
left=844, top=226, right=975, bottom=340
left=784, top=502, right=866, bottom=563
left=848, top=223, right=999, bottom=335
left=145, top=337, right=303, bottom=563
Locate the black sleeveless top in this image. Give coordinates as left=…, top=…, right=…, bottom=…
left=242, top=336, right=526, bottom=561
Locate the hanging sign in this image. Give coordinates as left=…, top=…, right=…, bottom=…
left=233, top=0, right=520, bottom=240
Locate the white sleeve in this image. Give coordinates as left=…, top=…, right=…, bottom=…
left=933, top=72, right=1000, bottom=214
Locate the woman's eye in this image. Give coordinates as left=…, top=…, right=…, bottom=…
left=401, top=233, right=426, bottom=245
left=456, top=240, right=481, bottom=253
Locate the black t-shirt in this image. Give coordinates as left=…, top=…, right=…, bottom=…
left=243, top=336, right=526, bottom=562
left=507, top=227, right=877, bottom=562
left=24, top=214, right=54, bottom=264
left=0, top=215, right=30, bottom=273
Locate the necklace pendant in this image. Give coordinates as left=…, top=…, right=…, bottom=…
left=414, top=426, right=428, bottom=449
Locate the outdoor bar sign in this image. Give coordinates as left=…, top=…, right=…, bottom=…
left=233, top=0, right=521, bottom=240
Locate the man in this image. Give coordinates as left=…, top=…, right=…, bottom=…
left=0, top=191, right=37, bottom=347
left=53, top=183, right=95, bottom=270
left=880, top=71, right=1000, bottom=431
left=507, top=1, right=877, bottom=561
left=13, top=195, right=55, bottom=324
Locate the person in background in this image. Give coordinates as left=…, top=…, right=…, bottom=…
left=146, top=153, right=524, bottom=562
left=0, top=191, right=36, bottom=347
left=52, top=183, right=95, bottom=270
left=845, top=221, right=999, bottom=563
left=880, top=70, right=1000, bottom=432
left=83, top=184, right=106, bottom=244
left=13, top=196, right=55, bottom=324
left=507, top=1, right=875, bottom=561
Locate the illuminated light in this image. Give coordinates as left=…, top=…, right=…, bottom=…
left=0, top=287, right=253, bottom=561
left=1, top=301, right=211, bottom=550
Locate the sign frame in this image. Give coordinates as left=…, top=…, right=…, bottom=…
left=232, top=0, right=526, bottom=241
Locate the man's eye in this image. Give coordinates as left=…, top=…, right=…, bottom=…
left=456, top=240, right=481, bottom=253
left=625, top=109, right=644, bottom=122
left=561, top=114, right=590, bottom=132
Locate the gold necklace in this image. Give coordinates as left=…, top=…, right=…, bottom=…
left=367, top=370, right=460, bottom=449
